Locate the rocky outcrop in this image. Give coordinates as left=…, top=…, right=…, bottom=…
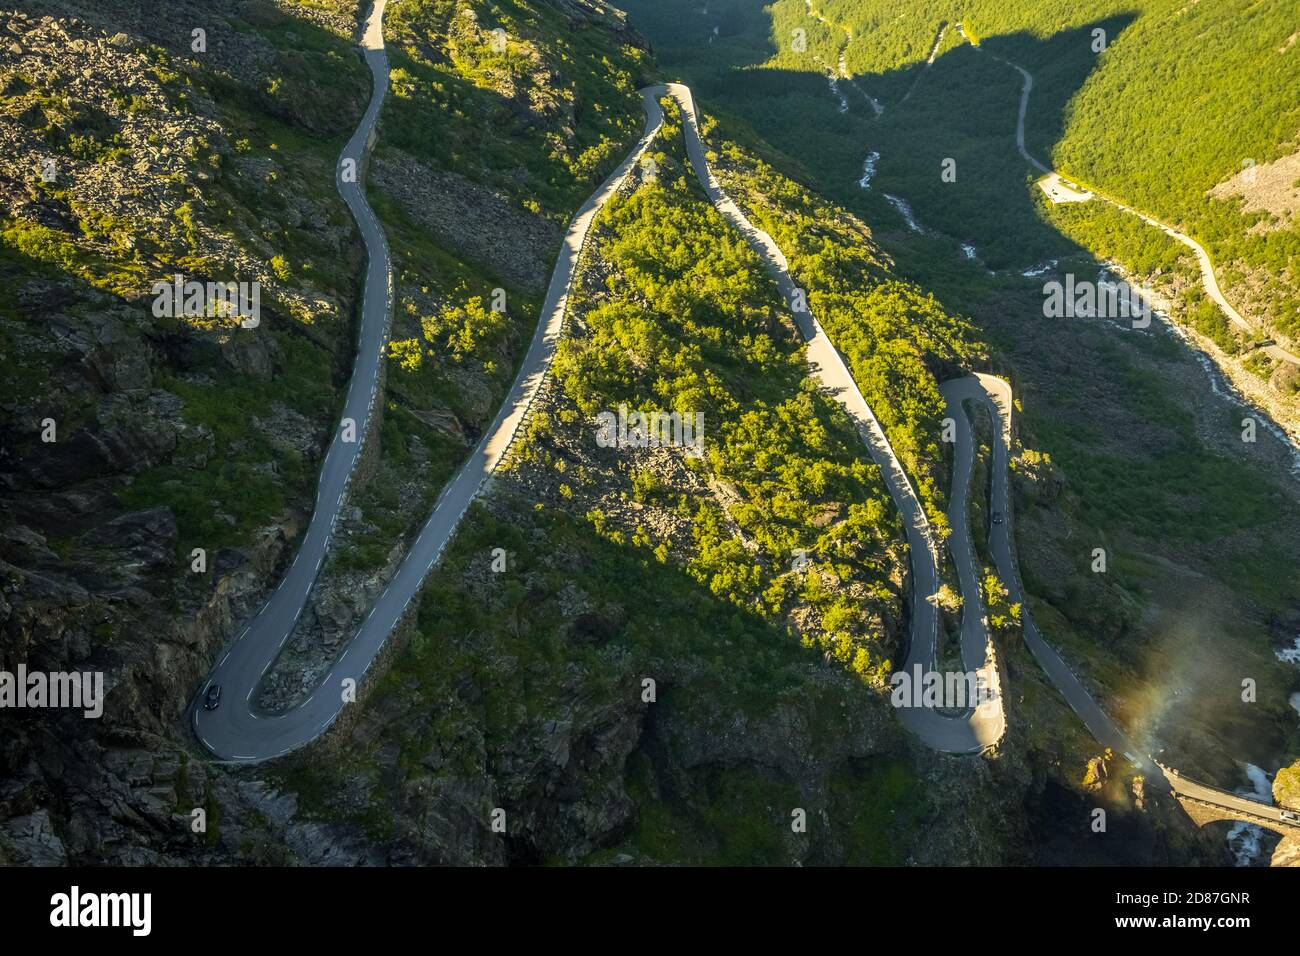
left=1276, top=759, right=1300, bottom=811
left=372, top=150, right=561, bottom=294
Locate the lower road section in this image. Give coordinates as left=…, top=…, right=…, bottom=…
left=957, top=22, right=1300, bottom=368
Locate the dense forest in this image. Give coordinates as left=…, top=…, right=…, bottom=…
left=543, top=96, right=907, bottom=681
left=622, top=0, right=1300, bottom=347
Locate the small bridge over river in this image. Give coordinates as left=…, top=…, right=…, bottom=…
left=1155, top=762, right=1300, bottom=864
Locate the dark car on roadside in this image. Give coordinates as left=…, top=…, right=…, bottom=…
left=204, top=684, right=222, bottom=711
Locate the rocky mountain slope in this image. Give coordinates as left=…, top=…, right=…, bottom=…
left=0, top=0, right=1256, bottom=866
left=0, top=0, right=680, bottom=866
left=0, top=0, right=377, bottom=864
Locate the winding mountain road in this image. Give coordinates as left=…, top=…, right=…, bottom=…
left=954, top=23, right=1300, bottom=368
left=191, top=0, right=396, bottom=761
left=191, top=0, right=667, bottom=761
left=669, top=82, right=1002, bottom=753
left=944, top=374, right=1140, bottom=758
left=674, top=82, right=1294, bottom=828
left=188, top=16, right=1294, bottom=834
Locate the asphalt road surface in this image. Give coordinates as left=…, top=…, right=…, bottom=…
left=1158, top=763, right=1300, bottom=830
left=677, top=81, right=1290, bottom=823
left=192, top=5, right=666, bottom=761
left=950, top=375, right=1300, bottom=822
left=945, top=374, right=1140, bottom=756
left=670, top=82, right=1002, bottom=753
left=190, top=45, right=1292, bottom=829
left=192, top=0, right=396, bottom=761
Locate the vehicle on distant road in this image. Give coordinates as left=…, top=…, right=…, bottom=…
left=204, top=684, right=222, bottom=711
left=1282, top=810, right=1299, bottom=822
left=991, top=512, right=1004, bottom=525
